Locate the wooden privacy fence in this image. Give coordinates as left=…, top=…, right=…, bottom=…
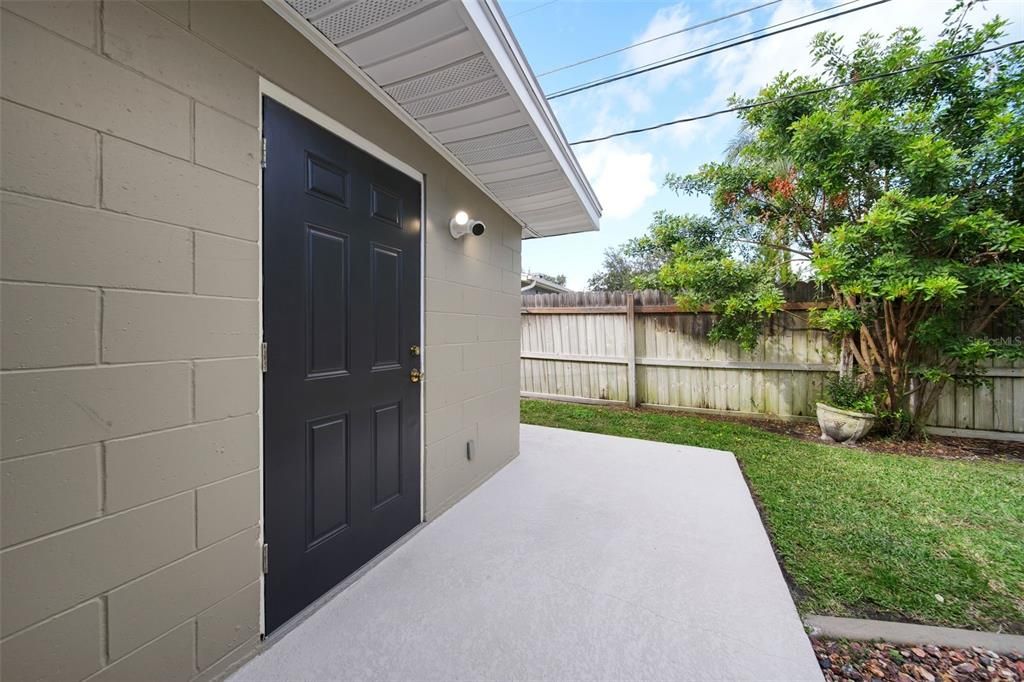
left=520, top=291, right=1024, bottom=441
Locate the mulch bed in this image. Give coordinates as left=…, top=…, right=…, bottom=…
left=751, top=418, right=1024, bottom=462
left=662, top=409, right=1024, bottom=462
left=812, top=638, right=1024, bottom=681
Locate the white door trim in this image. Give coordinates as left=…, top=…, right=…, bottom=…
left=256, top=77, right=427, bottom=636
left=259, top=79, right=423, bottom=181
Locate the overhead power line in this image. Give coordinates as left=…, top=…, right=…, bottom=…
left=547, top=0, right=892, bottom=100
left=544, top=0, right=866, bottom=81
left=568, top=38, right=1024, bottom=145
left=537, top=0, right=783, bottom=77
left=507, top=0, right=559, bottom=18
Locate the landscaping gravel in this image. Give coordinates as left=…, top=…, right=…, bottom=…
left=813, top=638, right=1024, bottom=681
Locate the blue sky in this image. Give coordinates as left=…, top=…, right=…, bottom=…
left=498, top=0, right=1024, bottom=289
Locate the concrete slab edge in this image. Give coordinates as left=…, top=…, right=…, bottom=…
left=805, top=615, right=1024, bottom=655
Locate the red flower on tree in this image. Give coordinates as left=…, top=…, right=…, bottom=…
left=768, top=171, right=797, bottom=200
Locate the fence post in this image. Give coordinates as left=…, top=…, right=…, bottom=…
left=625, top=294, right=637, bottom=407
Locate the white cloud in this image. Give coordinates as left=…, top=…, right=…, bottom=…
left=646, top=0, right=1024, bottom=154
left=660, top=115, right=714, bottom=150
left=564, top=0, right=1023, bottom=147
left=578, top=142, right=658, bottom=220
left=622, top=3, right=705, bottom=91
left=696, top=0, right=1005, bottom=107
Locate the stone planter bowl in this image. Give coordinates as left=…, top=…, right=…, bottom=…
left=816, top=402, right=876, bottom=444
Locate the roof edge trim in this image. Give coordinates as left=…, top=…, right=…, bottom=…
left=457, top=0, right=601, bottom=230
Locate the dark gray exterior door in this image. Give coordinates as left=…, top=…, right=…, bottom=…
left=262, top=97, right=422, bottom=633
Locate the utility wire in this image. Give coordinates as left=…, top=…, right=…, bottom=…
left=508, top=0, right=559, bottom=18
left=548, top=0, right=891, bottom=99
left=547, top=0, right=866, bottom=81
left=568, top=38, right=1024, bottom=145
left=537, top=0, right=783, bottom=77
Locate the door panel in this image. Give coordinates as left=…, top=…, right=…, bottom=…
left=263, top=97, right=422, bottom=633
left=372, top=403, right=402, bottom=507
left=307, top=227, right=349, bottom=377
left=370, top=244, right=402, bottom=369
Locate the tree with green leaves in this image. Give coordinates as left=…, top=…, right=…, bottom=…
left=657, top=3, right=1024, bottom=435
left=587, top=247, right=641, bottom=291
left=587, top=212, right=719, bottom=291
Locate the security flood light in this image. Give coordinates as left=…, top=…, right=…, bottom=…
left=450, top=211, right=486, bottom=239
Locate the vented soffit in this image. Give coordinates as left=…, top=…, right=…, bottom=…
left=266, top=0, right=602, bottom=239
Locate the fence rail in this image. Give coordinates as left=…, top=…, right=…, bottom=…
left=520, top=291, right=1024, bottom=442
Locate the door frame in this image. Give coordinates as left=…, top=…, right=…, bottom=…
left=257, top=77, right=426, bottom=636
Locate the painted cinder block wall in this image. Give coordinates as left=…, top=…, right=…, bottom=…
left=0, top=1, right=523, bottom=679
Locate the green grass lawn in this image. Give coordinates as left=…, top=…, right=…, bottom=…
left=520, top=399, right=1024, bottom=634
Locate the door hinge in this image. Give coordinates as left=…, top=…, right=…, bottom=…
left=262, top=544, right=269, bottom=574
left=260, top=138, right=268, bottom=169
left=261, top=341, right=268, bottom=373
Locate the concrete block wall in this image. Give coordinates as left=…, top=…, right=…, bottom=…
left=422, top=213, right=523, bottom=517
left=0, top=1, right=522, bottom=680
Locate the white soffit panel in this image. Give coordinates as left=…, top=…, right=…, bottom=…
left=269, top=0, right=601, bottom=238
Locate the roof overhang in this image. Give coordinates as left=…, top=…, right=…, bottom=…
left=264, top=0, right=601, bottom=239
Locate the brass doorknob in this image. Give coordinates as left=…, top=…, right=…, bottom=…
left=410, top=368, right=424, bottom=383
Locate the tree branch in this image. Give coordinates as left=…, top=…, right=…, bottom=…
left=969, top=298, right=1011, bottom=336
left=731, top=237, right=813, bottom=258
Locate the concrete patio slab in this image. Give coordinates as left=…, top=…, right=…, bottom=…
left=233, top=425, right=821, bottom=681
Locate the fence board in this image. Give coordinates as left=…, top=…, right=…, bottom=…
left=1014, top=360, right=1024, bottom=435
left=521, top=290, right=1024, bottom=440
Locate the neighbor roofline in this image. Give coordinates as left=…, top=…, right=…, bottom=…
left=522, top=272, right=573, bottom=293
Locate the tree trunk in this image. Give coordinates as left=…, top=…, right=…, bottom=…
left=839, top=339, right=854, bottom=377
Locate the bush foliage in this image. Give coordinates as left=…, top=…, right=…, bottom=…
left=823, top=374, right=878, bottom=414
left=651, top=3, right=1024, bottom=435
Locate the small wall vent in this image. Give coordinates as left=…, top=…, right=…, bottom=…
left=385, top=54, right=494, bottom=103
left=312, top=0, right=427, bottom=45
left=404, top=77, right=507, bottom=118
